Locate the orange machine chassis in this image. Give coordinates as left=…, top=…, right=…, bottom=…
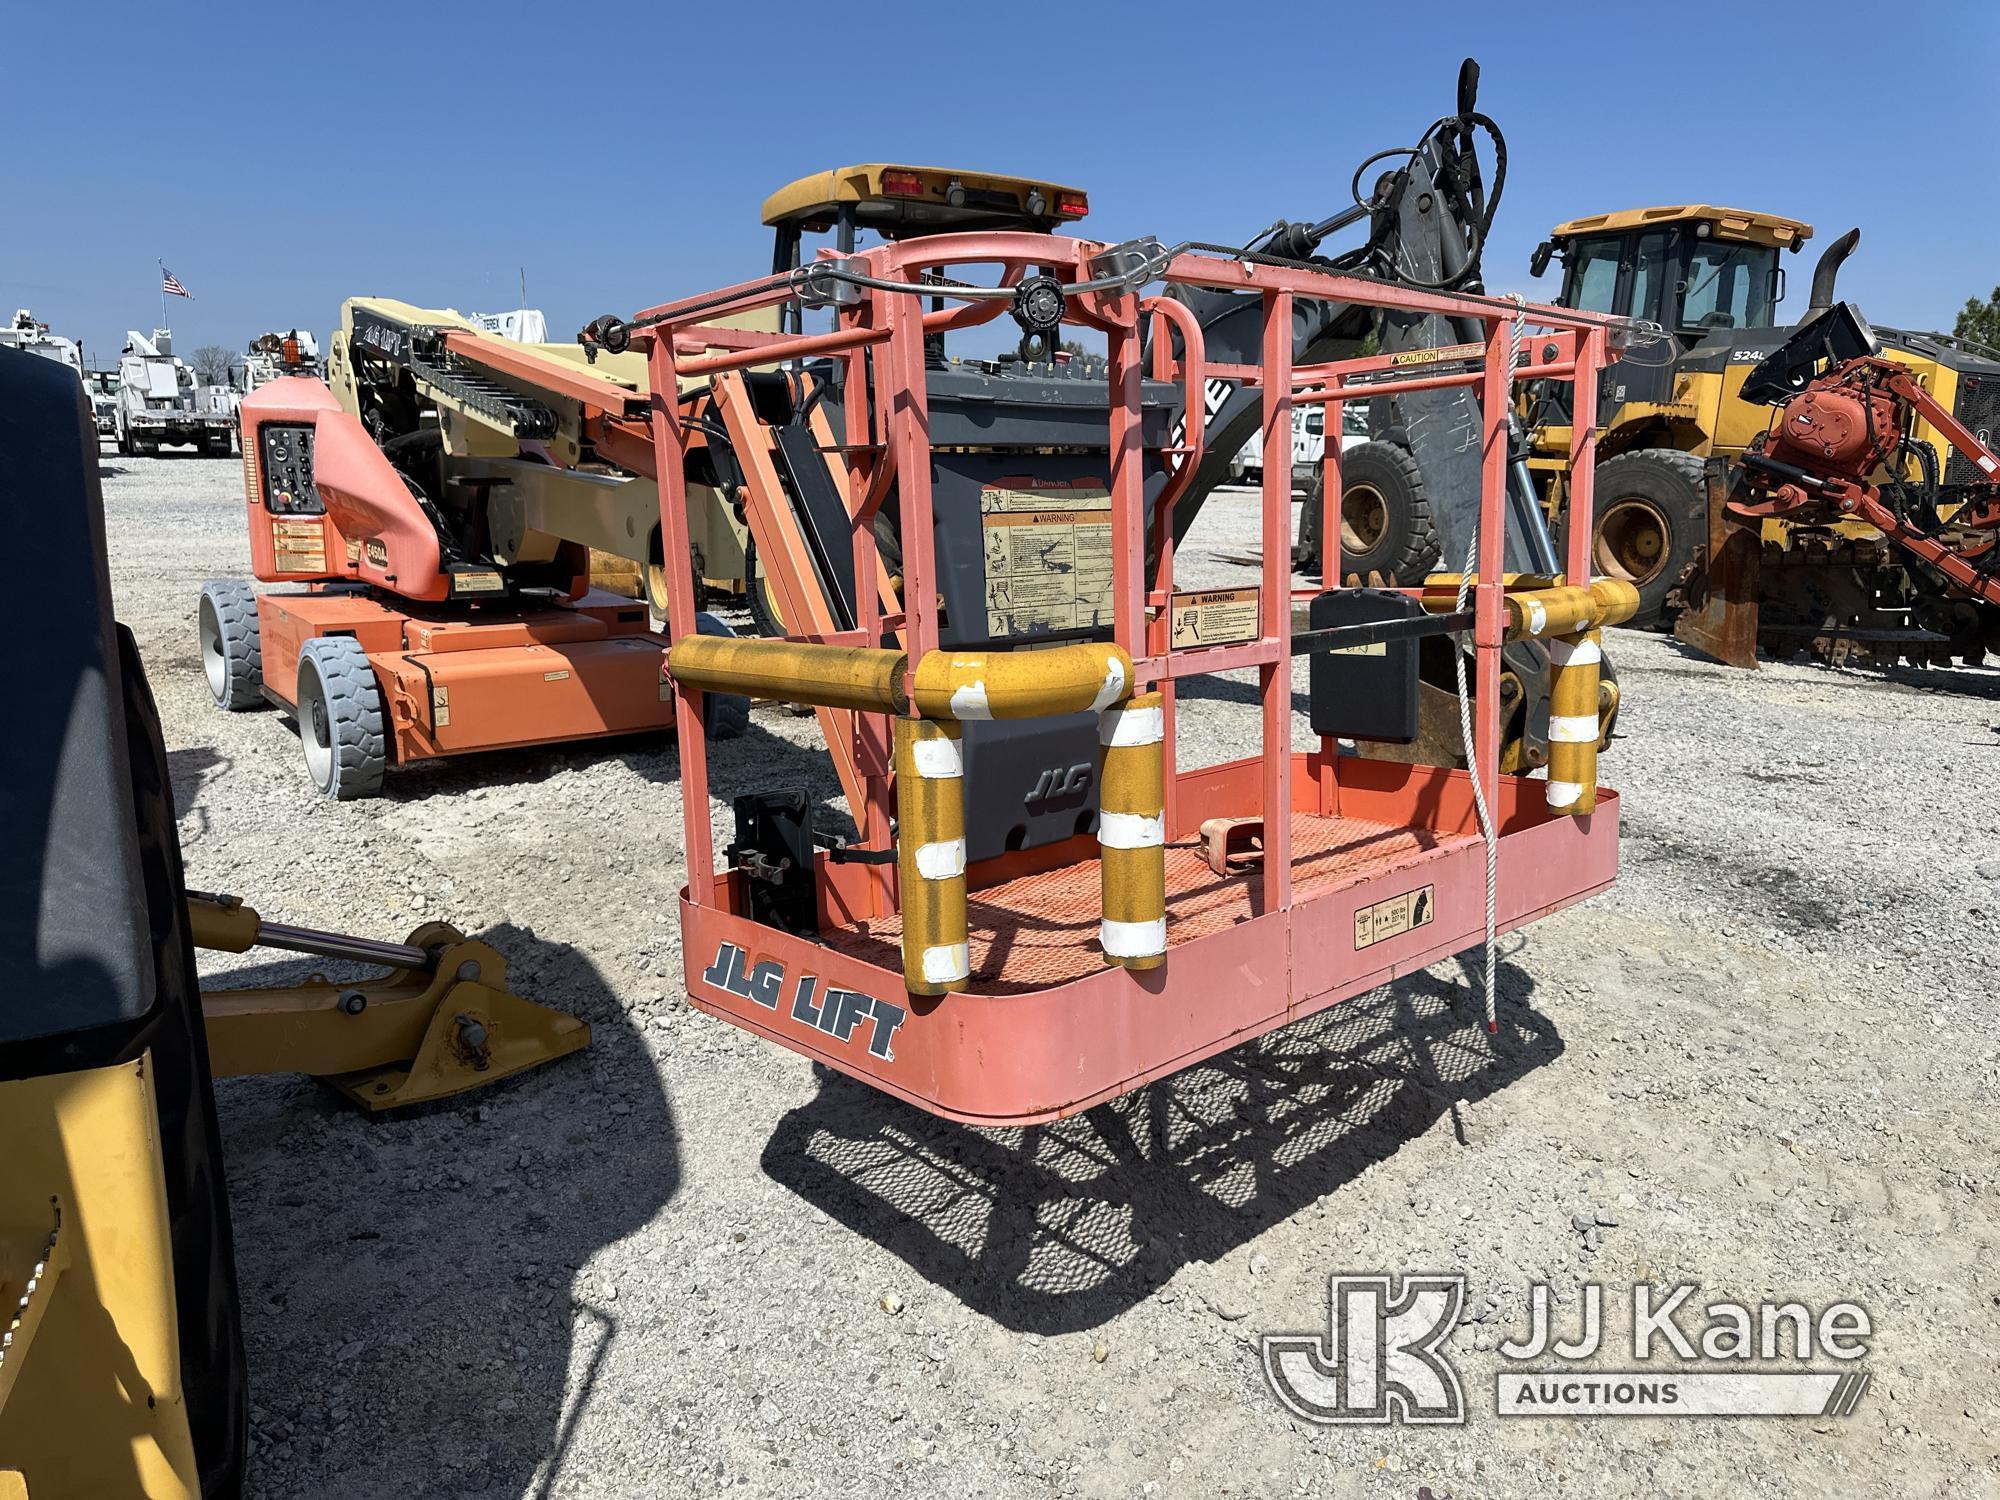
left=253, top=588, right=673, bottom=767
left=233, top=375, right=676, bottom=775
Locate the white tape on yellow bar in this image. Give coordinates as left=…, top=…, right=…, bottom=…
left=921, top=942, right=971, bottom=985
left=1096, top=811, right=1165, bottom=849
left=1100, top=916, right=1167, bottom=959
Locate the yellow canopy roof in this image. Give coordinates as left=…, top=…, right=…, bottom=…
left=761, top=164, right=1086, bottom=232
left=1550, top=205, right=1812, bottom=249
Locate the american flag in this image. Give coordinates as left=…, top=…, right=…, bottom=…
left=160, top=265, right=191, bottom=299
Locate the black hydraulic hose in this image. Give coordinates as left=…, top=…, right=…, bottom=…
left=380, top=427, right=442, bottom=458
left=1369, top=111, right=1507, bottom=292
left=1350, top=146, right=1421, bottom=215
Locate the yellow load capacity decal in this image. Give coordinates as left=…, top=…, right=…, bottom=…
left=1170, top=587, right=1260, bottom=648
left=980, top=481, right=1113, bottom=636
left=1354, top=885, right=1435, bottom=949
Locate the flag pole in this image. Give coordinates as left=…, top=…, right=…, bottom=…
left=158, top=261, right=168, bottom=338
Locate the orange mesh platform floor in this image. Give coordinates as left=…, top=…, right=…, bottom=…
left=822, top=813, right=1472, bottom=993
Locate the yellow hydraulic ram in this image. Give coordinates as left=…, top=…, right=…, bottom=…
left=188, top=892, right=589, bottom=1110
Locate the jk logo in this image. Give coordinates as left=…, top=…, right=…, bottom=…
left=1262, top=1274, right=1466, bottom=1425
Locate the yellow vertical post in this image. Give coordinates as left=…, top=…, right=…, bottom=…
left=1097, top=691, right=1167, bottom=970
left=1545, top=628, right=1603, bottom=816
left=893, top=718, right=969, bottom=994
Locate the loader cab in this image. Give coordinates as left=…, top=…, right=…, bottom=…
left=1526, top=206, right=1812, bottom=442
left=1532, top=205, right=1809, bottom=340
left=762, top=164, right=1088, bottom=339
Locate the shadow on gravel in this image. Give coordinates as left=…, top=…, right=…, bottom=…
left=211, top=925, right=672, bottom=1498
left=634, top=717, right=858, bottom=840
left=1172, top=674, right=1310, bottom=715
left=1620, top=821, right=1845, bottom=935
left=761, top=967, right=1560, bottom=1335
left=1875, top=663, right=2000, bottom=700
left=1648, top=631, right=2000, bottom=698
left=353, top=730, right=667, bottom=803
left=168, top=744, right=228, bottom=810
left=347, top=711, right=850, bottom=821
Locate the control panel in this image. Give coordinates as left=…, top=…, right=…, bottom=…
left=259, top=422, right=322, bottom=513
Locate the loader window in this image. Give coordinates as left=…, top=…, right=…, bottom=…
left=1565, top=237, right=1623, bottom=314
left=1629, top=232, right=1669, bottom=323
left=1680, top=242, right=1777, bottom=332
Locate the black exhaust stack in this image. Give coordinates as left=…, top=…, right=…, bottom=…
left=1805, top=228, right=1861, bottom=318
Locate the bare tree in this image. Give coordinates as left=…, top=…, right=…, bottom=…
left=191, top=344, right=239, bottom=385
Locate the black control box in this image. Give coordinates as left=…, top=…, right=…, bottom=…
left=1306, top=589, right=1422, bottom=744
left=725, top=791, right=818, bottom=937
left=259, top=422, right=321, bottom=514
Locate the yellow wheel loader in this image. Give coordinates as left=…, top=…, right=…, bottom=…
left=1521, top=206, right=2000, bottom=662
left=0, top=345, right=586, bottom=1498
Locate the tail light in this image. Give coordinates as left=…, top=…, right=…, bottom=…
left=882, top=170, right=925, bottom=198
left=1057, top=193, right=1089, bottom=218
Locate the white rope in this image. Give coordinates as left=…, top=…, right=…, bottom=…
left=1452, top=534, right=1498, bottom=1036
left=1452, top=293, right=1526, bottom=1036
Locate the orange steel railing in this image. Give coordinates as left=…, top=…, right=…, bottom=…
left=629, top=231, right=1623, bottom=935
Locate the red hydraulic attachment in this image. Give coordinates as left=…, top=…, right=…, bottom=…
left=1731, top=356, right=2000, bottom=610
left=634, top=230, right=1629, bottom=1125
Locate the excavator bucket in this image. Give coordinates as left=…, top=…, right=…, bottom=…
left=1673, top=459, right=1763, bottom=669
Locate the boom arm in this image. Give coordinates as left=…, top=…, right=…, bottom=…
left=1156, top=59, right=1557, bottom=575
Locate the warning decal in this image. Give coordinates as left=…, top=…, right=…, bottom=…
left=271, top=519, right=325, bottom=573
left=980, top=480, right=1113, bottom=636
left=1387, top=341, right=1484, bottom=368
left=1170, top=588, right=1260, bottom=648
left=1354, top=885, right=1435, bottom=949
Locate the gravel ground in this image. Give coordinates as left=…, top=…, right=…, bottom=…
left=106, top=455, right=2000, bottom=1498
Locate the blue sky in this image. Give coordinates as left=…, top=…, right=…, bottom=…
left=6, top=1, right=1996, bottom=368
